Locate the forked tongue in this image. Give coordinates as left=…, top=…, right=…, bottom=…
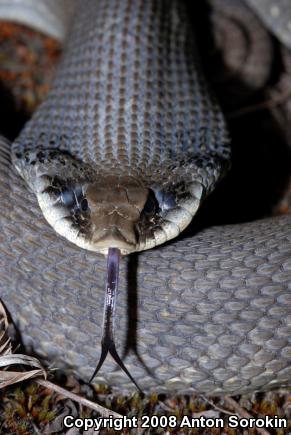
left=89, top=247, right=143, bottom=393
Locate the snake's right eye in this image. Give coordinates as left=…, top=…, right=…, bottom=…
left=80, top=198, right=88, bottom=211
left=142, top=190, right=160, bottom=217
left=61, top=189, right=75, bottom=207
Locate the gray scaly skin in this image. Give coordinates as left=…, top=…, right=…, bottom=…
left=11, top=0, right=231, bottom=388
left=0, top=0, right=290, bottom=394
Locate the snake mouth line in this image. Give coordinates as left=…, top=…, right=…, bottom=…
left=92, top=226, right=136, bottom=250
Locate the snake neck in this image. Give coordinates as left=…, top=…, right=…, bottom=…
left=12, top=0, right=231, bottom=254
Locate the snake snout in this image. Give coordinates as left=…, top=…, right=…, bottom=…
left=89, top=210, right=139, bottom=255
left=84, top=178, right=150, bottom=254
left=91, top=224, right=136, bottom=255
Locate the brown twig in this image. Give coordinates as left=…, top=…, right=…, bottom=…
left=201, top=395, right=234, bottom=416
left=36, top=379, right=123, bottom=419
left=226, top=86, right=291, bottom=119
left=223, top=396, right=271, bottom=435
left=158, top=400, right=176, bottom=412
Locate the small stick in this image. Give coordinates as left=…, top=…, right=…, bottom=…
left=200, top=395, right=234, bottom=416
left=226, top=86, right=291, bottom=119
left=223, top=396, right=271, bottom=435
left=36, top=379, right=122, bottom=418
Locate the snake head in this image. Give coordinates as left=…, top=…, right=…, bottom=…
left=37, top=174, right=205, bottom=255
left=13, top=149, right=227, bottom=255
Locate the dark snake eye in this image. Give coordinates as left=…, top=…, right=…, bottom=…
left=80, top=198, right=88, bottom=211
left=61, top=189, right=75, bottom=207
left=142, top=190, right=159, bottom=216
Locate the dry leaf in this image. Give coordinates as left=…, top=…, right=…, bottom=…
left=0, top=300, right=120, bottom=419
left=0, top=299, right=46, bottom=388
left=0, top=301, right=12, bottom=355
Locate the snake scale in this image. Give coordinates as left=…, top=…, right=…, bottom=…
left=0, top=0, right=290, bottom=394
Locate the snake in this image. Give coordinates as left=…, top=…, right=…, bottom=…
left=0, top=0, right=290, bottom=395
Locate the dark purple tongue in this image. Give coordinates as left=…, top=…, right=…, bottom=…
left=89, top=248, right=143, bottom=393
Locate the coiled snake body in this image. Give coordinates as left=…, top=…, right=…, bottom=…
left=0, top=0, right=290, bottom=394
